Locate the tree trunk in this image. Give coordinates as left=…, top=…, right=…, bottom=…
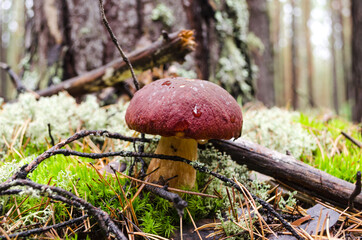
left=339, top=0, right=352, bottom=103
left=330, top=0, right=339, bottom=114
left=303, top=0, right=315, bottom=107
left=0, top=15, right=7, bottom=100
left=182, top=0, right=213, bottom=80
left=246, top=0, right=275, bottom=107
left=290, top=0, right=299, bottom=109
left=351, top=0, right=362, bottom=122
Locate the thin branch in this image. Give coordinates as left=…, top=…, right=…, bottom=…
left=8, top=130, right=152, bottom=181
left=341, top=131, right=362, bottom=148
left=0, top=62, right=27, bottom=94
left=98, top=0, right=140, bottom=91
left=0, top=215, right=88, bottom=239
left=144, top=184, right=188, bottom=217
left=47, top=123, right=55, bottom=146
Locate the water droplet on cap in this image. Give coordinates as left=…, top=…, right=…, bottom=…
left=162, top=80, right=171, bottom=86
left=230, top=115, right=236, bottom=123
left=192, top=104, right=202, bottom=117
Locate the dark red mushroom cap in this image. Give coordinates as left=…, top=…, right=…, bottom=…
left=125, top=77, right=243, bottom=140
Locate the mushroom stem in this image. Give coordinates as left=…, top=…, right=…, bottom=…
left=146, top=136, right=197, bottom=189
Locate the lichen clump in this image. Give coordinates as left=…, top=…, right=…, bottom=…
left=241, top=107, right=317, bottom=158
left=0, top=92, right=131, bottom=152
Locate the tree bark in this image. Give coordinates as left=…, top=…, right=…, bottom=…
left=211, top=139, right=362, bottom=209
left=182, top=0, right=214, bottom=80
left=351, top=0, right=362, bottom=122
left=330, top=0, right=339, bottom=114
left=246, top=0, right=275, bottom=107
left=303, top=0, right=315, bottom=107
left=291, top=0, right=299, bottom=109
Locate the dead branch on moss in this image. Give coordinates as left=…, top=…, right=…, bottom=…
left=35, top=29, right=195, bottom=97
left=211, top=139, right=362, bottom=210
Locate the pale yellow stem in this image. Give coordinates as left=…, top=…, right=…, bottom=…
left=146, top=136, right=197, bottom=189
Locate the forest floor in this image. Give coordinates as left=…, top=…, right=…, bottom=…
left=0, top=93, right=361, bottom=240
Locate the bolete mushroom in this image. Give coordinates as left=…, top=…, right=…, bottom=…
left=125, top=77, right=242, bottom=189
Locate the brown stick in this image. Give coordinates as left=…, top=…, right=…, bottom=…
left=36, top=30, right=195, bottom=97
left=211, top=139, right=362, bottom=209
left=341, top=131, right=362, bottom=148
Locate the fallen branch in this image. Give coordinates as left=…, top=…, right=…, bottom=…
left=36, top=30, right=195, bottom=97
left=211, top=139, right=362, bottom=209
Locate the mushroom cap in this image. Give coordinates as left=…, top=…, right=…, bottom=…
left=125, top=77, right=243, bottom=140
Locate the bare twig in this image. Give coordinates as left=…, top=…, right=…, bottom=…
left=112, top=167, right=218, bottom=198
left=349, top=171, right=362, bottom=209
left=0, top=215, right=88, bottom=239
left=341, top=131, right=362, bottom=148
left=98, top=0, right=140, bottom=91
left=0, top=62, right=27, bottom=94
left=47, top=123, right=55, bottom=146
left=144, top=183, right=188, bottom=217
left=8, top=130, right=151, bottom=181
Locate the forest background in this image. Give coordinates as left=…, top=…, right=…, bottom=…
left=0, top=0, right=361, bottom=123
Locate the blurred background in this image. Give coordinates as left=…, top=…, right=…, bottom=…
left=0, top=0, right=361, bottom=122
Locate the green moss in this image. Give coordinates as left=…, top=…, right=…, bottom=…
left=297, top=113, right=361, bottom=182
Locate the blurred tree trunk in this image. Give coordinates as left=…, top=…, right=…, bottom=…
left=302, top=0, right=314, bottom=107
left=290, top=0, right=299, bottom=109
left=351, top=0, right=362, bottom=122
left=246, top=0, right=275, bottom=107
left=339, top=0, right=352, bottom=103
left=182, top=0, right=214, bottom=80
left=271, top=0, right=283, bottom=105
left=330, top=0, right=339, bottom=114
left=0, top=16, right=7, bottom=99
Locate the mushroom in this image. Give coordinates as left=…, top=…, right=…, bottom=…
left=125, top=77, right=243, bottom=189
